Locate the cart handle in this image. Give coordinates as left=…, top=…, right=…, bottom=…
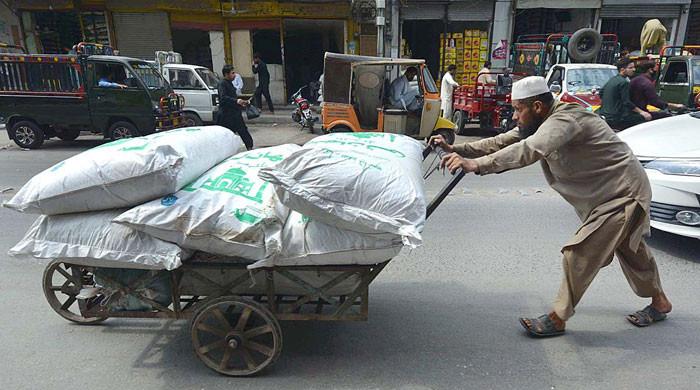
left=422, top=145, right=467, bottom=219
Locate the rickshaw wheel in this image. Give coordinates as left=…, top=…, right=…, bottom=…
left=42, top=259, right=107, bottom=325
left=190, top=296, right=282, bottom=376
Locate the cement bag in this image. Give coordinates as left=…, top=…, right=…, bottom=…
left=114, top=144, right=301, bottom=260
left=4, top=126, right=243, bottom=215
left=9, top=210, right=188, bottom=270
left=258, top=132, right=426, bottom=247
left=249, top=211, right=403, bottom=268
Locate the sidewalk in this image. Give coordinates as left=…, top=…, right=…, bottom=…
left=245, top=105, right=297, bottom=125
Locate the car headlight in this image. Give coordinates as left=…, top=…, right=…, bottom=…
left=676, top=211, right=700, bottom=226
left=644, top=159, right=700, bottom=177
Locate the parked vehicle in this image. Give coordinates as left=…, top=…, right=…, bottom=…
left=0, top=43, right=183, bottom=149
left=321, top=53, right=457, bottom=144
left=152, top=51, right=221, bottom=126
left=618, top=112, right=700, bottom=240
left=451, top=70, right=525, bottom=134
left=545, top=64, right=617, bottom=111
left=290, top=85, right=318, bottom=133
left=510, top=29, right=619, bottom=77
left=656, top=46, right=700, bottom=109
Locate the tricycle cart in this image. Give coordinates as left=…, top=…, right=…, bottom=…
left=41, top=146, right=464, bottom=377
left=451, top=71, right=525, bottom=134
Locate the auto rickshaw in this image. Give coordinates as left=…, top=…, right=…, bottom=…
left=321, top=53, right=457, bottom=143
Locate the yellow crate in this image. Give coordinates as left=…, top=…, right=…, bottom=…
left=463, top=38, right=473, bottom=49
left=480, top=31, right=488, bottom=39
left=452, top=32, right=463, bottom=39
left=471, top=49, right=480, bottom=59
left=480, top=40, right=489, bottom=50
left=463, top=50, right=473, bottom=60
left=471, top=38, right=481, bottom=47
left=479, top=51, right=489, bottom=61
left=463, top=30, right=472, bottom=38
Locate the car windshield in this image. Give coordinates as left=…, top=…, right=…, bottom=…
left=422, top=67, right=438, bottom=93
left=566, top=68, right=617, bottom=92
left=694, top=60, right=700, bottom=84
left=129, top=61, right=167, bottom=89
left=196, top=68, right=220, bottom=89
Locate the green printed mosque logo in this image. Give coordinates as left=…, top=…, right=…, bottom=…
left=312, top=139, right=405, bottom=158
left=198, top=167, right=268, bottom=203
left=346, top=132, right=397, bottom=142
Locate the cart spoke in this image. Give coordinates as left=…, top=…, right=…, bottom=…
left=219, top=347, right=233, bottom=371
left=240, top=348, right=257, bottom=371
left=49, top=285, right=64, bottom=291
left=198, top=339, right=226, bottom=355
left=244, top=324, right=273, bottom=339
left=246, top=341, right=273, bottom=357
left=210, top=308, right=233, bottom=331
left=234, top=307, right=253, bottom=332
left=60, top=295, right=77, bottom=311
left=56, top=266, right=80, bottom=286
left=196, top=322, right=228, bottom=338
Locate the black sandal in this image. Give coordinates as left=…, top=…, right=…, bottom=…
left=626, top=305, right=667, bottom=327
left=519, top=314, right=566, bottom=338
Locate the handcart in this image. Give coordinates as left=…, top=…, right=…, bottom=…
left=41, top=146, right=464, bottom=377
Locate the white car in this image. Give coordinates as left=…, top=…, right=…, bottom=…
left=618, top=113, right=700, bottom=239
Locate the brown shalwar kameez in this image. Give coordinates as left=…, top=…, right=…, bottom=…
left=453, top=101, right=664, bottom=320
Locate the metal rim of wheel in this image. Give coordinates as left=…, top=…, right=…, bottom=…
left=42, top=259, right=107, bottom=325
left=184, top=116, right=197, bottom=127
left=112, top=126, right=133, bottom=139
left=190, top=296, right=282, bottom=376
left=14, top=125, right=36, bottom=146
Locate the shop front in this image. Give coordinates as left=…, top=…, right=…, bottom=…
left=401, top=0, right=494, bottom=87
left=598, top=0, right=691, bottom=52
left=514, top=1, right=600, bottom=39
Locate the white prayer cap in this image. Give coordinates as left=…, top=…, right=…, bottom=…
left=511, top=76, right=550, bottom=100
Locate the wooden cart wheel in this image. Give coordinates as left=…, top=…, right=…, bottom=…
left=42, top=259, right=107, bottom=324
left=190, top=296, right=282, bottom=376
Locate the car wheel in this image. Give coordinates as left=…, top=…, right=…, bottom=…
left=108, top=121, right=139, bottom=140
left=182, top=112, right=203, bottom=127
left=56, top=128, right=81, bottom=142
left=11, top=120, right=45, bottom=149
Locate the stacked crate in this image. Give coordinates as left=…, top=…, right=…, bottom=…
left=440, top=30, right=489, bottom=88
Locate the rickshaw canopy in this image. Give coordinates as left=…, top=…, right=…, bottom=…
left=323, top=53, right=425, bottom=104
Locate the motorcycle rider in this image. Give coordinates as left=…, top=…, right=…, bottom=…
left=630, top=61, right=686, bottom=120
left=598, top=57, right=650, bottom=130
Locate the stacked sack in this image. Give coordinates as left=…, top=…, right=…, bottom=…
left=7, top=130, right=427, bottom=272
left=253, top=132, right=427, bottom=268
left=6, top=126, right=244, bottom=270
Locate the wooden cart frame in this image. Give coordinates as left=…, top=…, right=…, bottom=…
left=41, top=147, right=464, bottom=376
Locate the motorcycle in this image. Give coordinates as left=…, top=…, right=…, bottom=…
left=290, top=85, right=318, bottom=134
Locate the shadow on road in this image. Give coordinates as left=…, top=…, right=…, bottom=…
left=647, top=229, right=700, bottom=264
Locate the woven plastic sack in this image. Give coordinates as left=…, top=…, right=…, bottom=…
left=258, top=132, right=426, bottom=247
left=249, top=211, right=403, bottom=269
left=4, top=126, right=243, bottom=215
left=114, top=145, right=301, bottom=260
left=9, top=210, right=188, bottom=270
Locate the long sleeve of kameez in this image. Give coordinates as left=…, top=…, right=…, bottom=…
left=620, top=80, right=637, bottom=110
left=474, top=112, right=580, bottom=175
left=452, top=129, right=521, bottom=158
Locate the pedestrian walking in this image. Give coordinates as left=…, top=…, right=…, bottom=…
left=431, top=76, right=672, bottom=337
left=440, top=64, right=460, bottom=119
left=252, top=53, right=274, bottom=114
left=217, top=64, right=253, bottom=150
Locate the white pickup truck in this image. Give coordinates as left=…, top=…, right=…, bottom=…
left=151, top=52, right=220, bottom=126
left=545, top=63, right=617, bottom=111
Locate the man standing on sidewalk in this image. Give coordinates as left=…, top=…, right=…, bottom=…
left=432, top=76, right=672, bottom=337
left=440, top=64, right=460, bottom=119
left=253, top=53, right=274, bottom=114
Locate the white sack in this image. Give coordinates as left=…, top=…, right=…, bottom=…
left=9, top=210, right=188, bottom=270
left=4, top=126, right=243, bottom=215
left=258, top=132, right=426, bottom=246
left=249, top=211, right=403, bottom=268
left=114, top=145, right=301, bottom=260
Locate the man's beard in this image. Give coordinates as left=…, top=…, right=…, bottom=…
left=517, top=116, right=545, bottom=139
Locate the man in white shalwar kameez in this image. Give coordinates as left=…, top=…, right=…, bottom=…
left=440, top=64, right=460, bottom=119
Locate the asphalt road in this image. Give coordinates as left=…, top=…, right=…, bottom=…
left=0, top=126, right=699, bottom=390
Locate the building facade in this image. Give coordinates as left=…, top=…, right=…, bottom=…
left=7, top=0, right=357, bottom=103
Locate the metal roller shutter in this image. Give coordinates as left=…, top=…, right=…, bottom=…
left=448, top=0, right=494, bottom=21
left=402, top=1, right=447, bottom=20
left=599, top=5, right=682, bottom=18
left=112, top=12, right=172, bottom=59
